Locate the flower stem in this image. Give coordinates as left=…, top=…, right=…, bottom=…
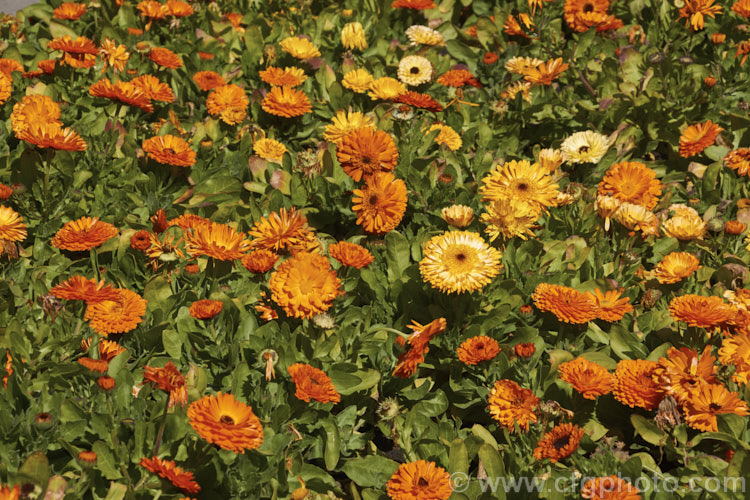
left=106, top=394, right=134, bottom=489
left=152, top=395, right=171, bottom=456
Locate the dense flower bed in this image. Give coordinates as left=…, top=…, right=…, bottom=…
left=1, top=0, right=750, bottom=498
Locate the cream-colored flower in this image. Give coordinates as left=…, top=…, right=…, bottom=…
left=397, top=55, right=433, bottom=86
left=405, top=25, right=445, bottom=46
left=560, top=131, right=611, bottom=164
left=441, top=205, right=474, bottom=228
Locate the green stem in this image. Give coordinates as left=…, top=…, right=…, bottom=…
left=90, top=249, right=101, bottom=281
left=106, top=394, right=134, bottom=491
left=152, top=396, right=171, bottom=456
left=43, top=149, right=54, bottom=219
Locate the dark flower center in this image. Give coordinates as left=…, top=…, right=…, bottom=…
left=709, top=403, right=722, bottom=412
left=368, top=195, right=379, bottom=205
left=553, top=434, right=571, bottom=450
left=220, top=415, right=235, bottom=425
left=417, top=477, right=429, bottom=487
left=455, top=253, right=466, bottom=262
left=410, top=67, right=420, bottom=74
left=578, top=145, right=590, bottom=153
left=360, top=155, right=373, bottom=165
left=583, top=3, right=594, bottom=12
left=517, top=182, right=529, bottom=191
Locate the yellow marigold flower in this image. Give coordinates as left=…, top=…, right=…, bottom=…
left=419, top=231, right=502, bottom=294
left=441, top=204, right=474, bottom=228
left=480, top=198, right=538, bottom=241
left=479, top=160, right=559, bottom=214
left=613, top=202, right=658, bottom=236
left=662, top=213, right=707, bottom=241
left=368, top=77, right=406, bottom=100
left=323, top=110, right=374, bottom=145
left=253, top=138, right=287, bottom=162
left=280, top=36, right=321, bottom=59
left=427, top=123, right=461, bottom=151
left=679, top=0, right=722, bottom=30
left=100, top=38, right=129, bottom=72
left=341, top=22, right=367, bottom=50
left=342, top=68, right=374, bottom=93
left=504, top=56, right=544, bottom=75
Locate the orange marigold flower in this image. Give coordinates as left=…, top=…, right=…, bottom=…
left=483, top=52, right=499, bottom=64
left=487, top=379, right=539, bottom=433
left=436, top=69, right=479, bottom=87
left=89, top=79, right=153, bottom=112
left=532, top=283, right=598, bottom=324
left=394, top=91, right=443, bottom=112
left=137, top=0, right=168, bottom=19
left=99, top=38, right=130, bottom=72
left=241, top=249, right=279, bottom=273
left=668, top=294, right=734, bottom=330
left=351, top=172, right=407, bottom=234
left=524, top=58, right=569, bottom=85
left=84, top=288, right=147, bottom=336
left=393, top=318, right=446, bottom=378
left=50, top=276, right=120, bottom=303
left=77, top=451, right=97, bottom=467
left=588, top=288, right=633, bottom=322
left=0, top=58, right=23, bottom=77
left=184, top=222, right=252, bottom=261
left=166, top=0, right=193, bottom=17
left=733, top=0, right=750, bottom=17
left=683, top=383, right=749, bottom=432
left=515, top=342, right=536, bottom=358
left=269, top=252, right=341, bottom=319
left=386, top=460, right=452, bottom=500
left=151, top=209, right=168, bottom=233
left=189, top=299, right=223, bottom=320
left=47, top=36, right=98, bottom=68
left=169, top=213, right=211, bottom=230
left=131, top=75, right=174, bottom=102
left=597, top=161, right=662, bottom=210
left=10, top=94, right=61, bottom=136
left=0, top=184, right=12, bottom=200
left=613, top=359, right=663, bottom=410
left=0, top=73, right=11, bottom=105
left=148, top=47, right=183, bottom=69
left=52, top=217, right=118, bottom=251
left=653, top=346, right=717, bottom=403
left=581, top=476, right=641, bottom=500
left=198, top=51, right=213, bottom=60
left=187, top=392, right=264, bottom=453
left=679, top=0, right=722, bottom=30
left=2, top=351, right=11, bottom=389
left=719, top=332, right=750, bottom=384
left=391, top=0, right=436, bottom=8
left=17, top=122, right=87, bottom=151
left=97, top=375, right=116, bottom=391
left=725, top=220, right=747, bottom=235
left=142, top=135, right=196, bottom=167
left=0, top=206, right=27, bottom=249
left=142, top=362, right=188, bottom=408
left=128, top=28, right=144, bottom=36
left=131, top=230, right=152, bottom=251
left=336, top=128, right=399, bottom=182
left=558, top=357, right=613, bottom=399
left=139, top=456, right=200, bottom=494
left=0, top=484, right=20, bottom=499
left=258, top=66, right=307, bottom=87
left=206, top=84, right=249, bottom=124
left=724, top=148, right=750, bottom=176
left=652, top=252, right=700, bottom=284
left=287, top=363, right=341, bottom=404
left=328, top=241, right=374, bottom=269
left=261, top=86, right=312, bottom=118
left=192, top=71, right=225, bottom=91
left=457, top=336, right=500, bottom=365
left=53, top=1, right=87, bottom=19
left=255, top=291, right=278, bottom=321
left=248, top=207, right=318, bottom=254
left=678, top=120, right=722, bottom=157
left=78, top=357, right=109, bottom=373
left=532, top=423, right=584, bottom=463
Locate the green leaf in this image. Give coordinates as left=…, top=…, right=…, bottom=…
left=477, top=443, right=505, bottom=478
left=16, top=451, right=50, bottom=488
left=449, top=438, right=469, bottom=475
left=342, top=456, right=399, bottom=487
left=630, top=414, right=666, bottom=446
left=321, top=417, right=341, bottom=471
left=92, top=441, right=122, bottom=480
left=162, top=329, right=182, bottom=358
left=385, top=231, right=410, bottom=281
left=471, top=424, right=499, bottom=450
